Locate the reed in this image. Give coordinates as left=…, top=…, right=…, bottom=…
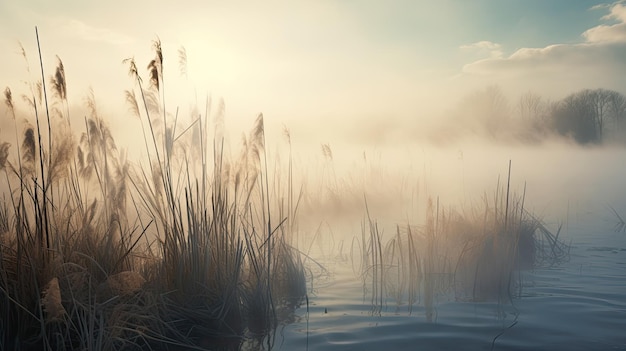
left=0, top=31, right=306, bottom=350
left=354, top=169, right=569, bottom=317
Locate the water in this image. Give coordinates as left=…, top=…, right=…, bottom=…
left=274, top=223, right=626, bottom=350
left=271, top=145, right=626, bottom=351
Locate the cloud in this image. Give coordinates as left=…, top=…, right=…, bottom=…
left=460, top=2, right=626, bottom=94
left=583, top=3, right=626, bottom=43
left=466, top=43, right=625, bottom=73
left=460, top=40, right=503, bottom=58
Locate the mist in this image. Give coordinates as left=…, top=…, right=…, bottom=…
left=2, top=1, right=626, bottom=349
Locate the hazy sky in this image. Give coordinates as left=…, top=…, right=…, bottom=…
left=1, top=0, right=626, bottom=147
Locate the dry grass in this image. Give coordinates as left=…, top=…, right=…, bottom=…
left=354, top=175, right=569, bottom=316
left=0, top=31, right=306, bottom=350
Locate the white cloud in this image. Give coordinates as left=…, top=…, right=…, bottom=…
left=460, top=2, right=626, bottom=95
left=583, top=3, right=626, bottom=43
left=460, top=40, right=503, bottom=58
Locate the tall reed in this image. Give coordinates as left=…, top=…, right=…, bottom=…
left=354, top=170, right=568, bottom=317
left=0, top=31, right=306, bottom=350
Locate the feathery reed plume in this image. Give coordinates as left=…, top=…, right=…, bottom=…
left=1, top=35, right=307, bottom=349
left=34, top=80, right=43, bottom=105
left=76, top=145, right=92, bottom=179
left=252, top=113, right=264, bottom=144
left=214, top=98, right=226, bottom=141
left=47, top=131, right=74, bottom=183
left=4, top=87, right=14, bottom=114
left=21, top=126, right=36, bottom=173
left=124, top=90, right=140, bottom=118
left=147, top=38, right=162, bottom=92
left=50, top=55, right=66, bottom=101
left=144, top=90, right=161, bottom=116
left=321, top=143, right=333, bottom=161
left=147, top=59, right=160, bottom=92
left=0, top=143, right=10, bottom=170
left=246, top=113, right=265, bottom=170
left=84, top=88, right=99, bottom=119
left=18, top=42, right=30, bottom=71
left=123, top=57, right=141, bottom=83
left=41, top=277, right=66, bottom=324
left=282, top=125, right=291, bottom=146
left=153, top=38, right=163, bottom=68
left=178, top=46, right=187, bottom=79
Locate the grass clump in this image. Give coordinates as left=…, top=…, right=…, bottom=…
left=0, top=31, right=306, bottom=350
left=354, top=165, right=569, bottom=316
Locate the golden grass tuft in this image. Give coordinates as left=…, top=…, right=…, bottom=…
left=41, top=277, right=66, bottom=324
left=98, top=271, right=146, bottom=299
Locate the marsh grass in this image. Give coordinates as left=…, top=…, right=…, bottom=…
left=609, top=205, right=626, bottom=233
left=354, top=168, right=569, bottom=316
left=0, top=32, right=306, bottom=350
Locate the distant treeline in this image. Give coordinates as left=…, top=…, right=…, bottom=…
left=446, top=86, right=626, bottom=144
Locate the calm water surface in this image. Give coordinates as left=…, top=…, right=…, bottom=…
left=275, top=214, right=626, bottom=351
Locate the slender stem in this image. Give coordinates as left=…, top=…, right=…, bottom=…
left=35, top=26, right=51, bottom=256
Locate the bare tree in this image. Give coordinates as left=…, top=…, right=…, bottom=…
left=550, top=89, right=626, bottom=143
left=518, top=91, right=543, bottom=122
left=552, top=91, right=597, bottom=143
left=607, top=91, right=626, bottom=127
left=455, top=85, right=510, bottom=137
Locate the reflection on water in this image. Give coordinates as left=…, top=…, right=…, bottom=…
left=212, top=143, right=626, bottom=351
left=275, top=217, right=626, bottom=351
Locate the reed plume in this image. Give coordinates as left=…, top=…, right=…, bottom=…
left=123, top=57, right=141, bottom=83
left=147, top=38, right=162, bottom=92
left=50, top=55, right=66, bottom=101
left=4, top=87, right=14, bottom=114
left=21, top=126, right=36, bottom=174
left=1, top=34, right=306, bottom=350
left=178, top=46, right=187, bottom=79
left=147, top=59, right=160, bottom=92
left=321, top=143, right=333, bottom=161
left=0, top=143, right=9, bottom=170
left=124, top=90, right=140, bottom=118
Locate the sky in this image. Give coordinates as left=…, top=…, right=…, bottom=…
left=1, top=0, right=626, bottom=150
